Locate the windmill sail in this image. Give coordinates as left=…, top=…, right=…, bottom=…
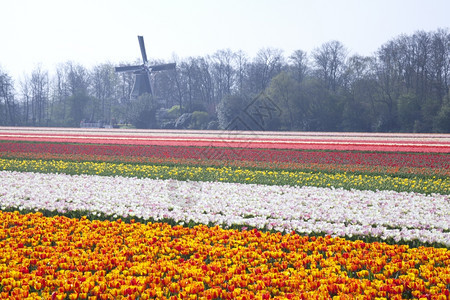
left=115, top=65, right=142, bottom=73
left=138, top=36, right=148, bottom=63
left=150, top=63, right=176, bottom=72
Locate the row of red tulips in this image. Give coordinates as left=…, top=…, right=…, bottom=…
left=1, top=141, right=448, bottom=178
left=1, top=142, right=448, bottom=168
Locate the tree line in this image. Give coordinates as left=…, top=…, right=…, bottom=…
left=1, top=28, right=449, bottom=132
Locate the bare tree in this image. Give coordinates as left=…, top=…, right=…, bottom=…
left=19, top=76, right=31, bottom=125
left=152, top=58, right=179, bottom=109
left=235, top=50, right=248, bottom=94
left=248, top=48, right=285, bottom=93
left=51, top=63, right=71, bottom=122
left=312, top=41, right=347, bottom=91
left=341, top=55, right=379, bottom=131
left=289, top=49, right=309, bottom=83
left=211, top=49, right=236, bottom=102
left=177, top=57, right=214, bottom=112
left=374, top=40, right=404, bottom=130
left=29, top=66, right=49, bottom=125
left=90, top=63, right=117, bottom=124
left=429, top=29, right=450, bottom=103
left=0, top=69, right=16, bottom=125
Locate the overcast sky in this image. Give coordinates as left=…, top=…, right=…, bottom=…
left=1, top=0, right=449, bottom=82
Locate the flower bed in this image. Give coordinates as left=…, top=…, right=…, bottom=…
left=1, top=211, right=450, bottom=300
left=3, top=145, right=449, bottom=179
left=1, top=171, right=449, bottom=247
left=1, top=129, right=449, bottom=152
left=1, top=158, right=448, bottom=194
left=2, top=141, right=448, bottom=168
left=1, top=128, right=449, bottom=299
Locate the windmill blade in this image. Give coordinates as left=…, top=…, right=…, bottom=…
left=149, top=63, right=176, bottom=72
left=115, top=65, right=143, bottom=73
left=138, top=36, right=148, bottom=63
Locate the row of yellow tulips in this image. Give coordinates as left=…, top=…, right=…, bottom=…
left=0, top=158, right=448, bottom=194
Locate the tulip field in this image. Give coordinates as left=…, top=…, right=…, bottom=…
left=0, top=127, right=449, bottom=299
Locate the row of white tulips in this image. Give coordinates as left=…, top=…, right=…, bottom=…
left=1, top=170, right=449, bottom=245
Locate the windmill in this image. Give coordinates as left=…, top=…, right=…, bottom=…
left=115, top=36, right=176, bottom=98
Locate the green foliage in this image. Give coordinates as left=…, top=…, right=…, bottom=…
left=298, top=78, right=342, bottom=131
left=68, top=93, right=91, bottom=127
left=190, top=111, right=209, bottom=129
left=433, top=101, right=450, bottom=133
left=167, top=105, right=181, bottom=119
left=190, top=102, right=206, bottom=112
left=341, top=100, right=372, bottom=132
left=420, top=97, right=442, bottom=132
left=267, top=71, right=301, bottom=130
left=217, top=94, right=253, bottom=130
left=397, top=93, right=421, bottom=132
left=131, top=93, right=158, bottom=129
left=134, top=109, right=157, bottom=129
